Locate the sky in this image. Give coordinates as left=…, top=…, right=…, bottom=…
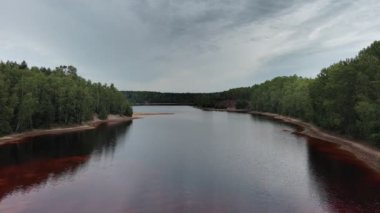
left=1, top=0, right=380, bottom=92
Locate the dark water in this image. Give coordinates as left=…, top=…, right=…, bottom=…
left=0, top=106, right=379, bottom=213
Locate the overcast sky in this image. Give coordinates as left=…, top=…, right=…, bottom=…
left=1, top=0, right=380, bottom=92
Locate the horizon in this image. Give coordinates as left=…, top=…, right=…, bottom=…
left=1, top=0, right=380, bottom=92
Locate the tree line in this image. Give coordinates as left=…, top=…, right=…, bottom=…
left=123, top=91, right=199, bottom=105
left=0, top=62, right=132, bottom=136
left=250, top=41, right=380, bottom=145
left=123, top=87, right=251, bottom=109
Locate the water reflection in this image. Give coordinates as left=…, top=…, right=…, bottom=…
left=306, top=137, right=380, bottom=212
left=1, top=106, right=380, bottom=212
left=0, top=122, right=131, bottom=200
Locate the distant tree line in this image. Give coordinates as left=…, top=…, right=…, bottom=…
left=123, top=91, right=199, bottom=105
left=123, top=87, right=251, bottom=109
left=0, top=62, right=132, bottom=136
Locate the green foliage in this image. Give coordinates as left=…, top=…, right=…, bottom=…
left=0, top=61, right=132, bottom=135
left=123, top=102, right=133, bottom=117
left=236, top=100, right=249, bottom=109
left=123, top=91, right=200, bottom=105
left=251, top=41, right=380, bottom=145
left=310, top=41, right=380, bottom=144
left=251, top=76, right=313, bottom=120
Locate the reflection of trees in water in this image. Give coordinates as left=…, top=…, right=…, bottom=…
left=306, top=138, right=380, bottom=212
left=0, top=121, right=132, bottom=200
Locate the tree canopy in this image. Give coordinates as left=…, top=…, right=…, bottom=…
left=250, top=41, right=380, bottom=145
left=0, top=61, right=132, bottom=136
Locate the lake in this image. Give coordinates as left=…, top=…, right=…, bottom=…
left=0, top=106, right=379, bottom=212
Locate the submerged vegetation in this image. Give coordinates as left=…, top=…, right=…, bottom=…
left=0, top=62, right=132, bottom=136
left=125, top=41, right=380, bottom=145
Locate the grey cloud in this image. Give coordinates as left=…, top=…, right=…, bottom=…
left=0, top=0, right=380, bottom=92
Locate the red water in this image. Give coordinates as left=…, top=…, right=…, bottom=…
left=0, top=106, right=379, bottom=212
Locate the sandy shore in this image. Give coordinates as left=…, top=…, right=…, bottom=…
left=249, top=111, right=380, bottom=174
left=198, top=107, right=380, bottom=174
left=199, top=107, right=249, bottom=113
left=133, top=112, right=174, bottom=117
left=0, top=115, right=137, bottom=145
left=0, top=112, right=175, bottom=146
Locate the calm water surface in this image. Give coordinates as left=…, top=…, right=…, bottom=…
left=0, top=106, right=379, bottom=212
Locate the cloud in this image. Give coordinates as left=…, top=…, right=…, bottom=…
left=0, top=0, right=379, bottom=92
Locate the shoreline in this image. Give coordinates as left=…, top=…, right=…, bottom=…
left=200, top=107, right=380, bottom=174
left=133, top=112, right=174, bottom=116
left=0, top=115, right=137, bottom=145
left=250, top=111, right=380, bottom=174
left=0, top=112, right=174, bottom=146
left=199, top=107, right=249, bottom=113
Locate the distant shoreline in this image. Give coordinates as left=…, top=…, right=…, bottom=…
left=133, top=103, right=191, bottom=106
left=199, top=107, right=380, bottom=174
left=133, top=112, right=175, bottom=116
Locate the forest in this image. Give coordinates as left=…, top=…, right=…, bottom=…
left=250, top=41, right=380, bottom=144
left=123, top=91, right=199, bottom=105
left=123, top=87, right=251, bottom=109
left=0, top=62, right=132, bottom=136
